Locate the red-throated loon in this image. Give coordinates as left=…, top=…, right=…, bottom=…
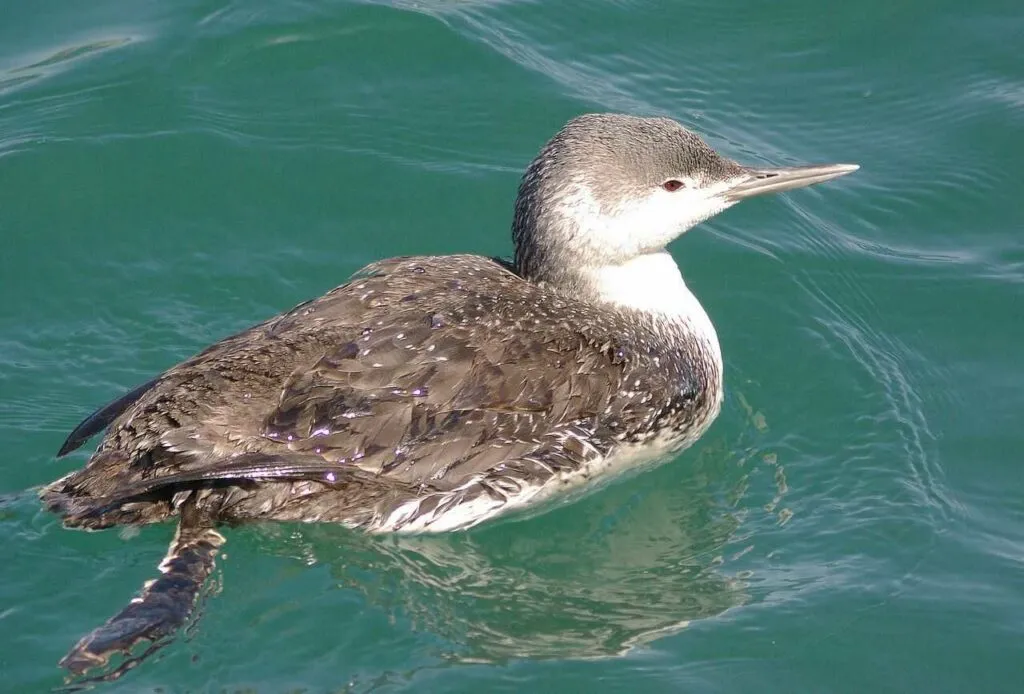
left=40, top=113, right=857, bottom=678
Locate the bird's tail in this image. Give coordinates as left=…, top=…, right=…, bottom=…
left=58, top=500, right=225, bottom=682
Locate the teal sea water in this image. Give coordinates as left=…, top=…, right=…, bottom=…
left=2, top=1, right=1022, bottom=691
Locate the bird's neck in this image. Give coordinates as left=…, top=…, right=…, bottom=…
left=553, top=251, right=722, bottom=363
left=583, top=252, right=693, bottom=315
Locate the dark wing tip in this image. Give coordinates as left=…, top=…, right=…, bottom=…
left=56, top=431, right=88, bottom=458
left=56, top=378, right=161, bottom=458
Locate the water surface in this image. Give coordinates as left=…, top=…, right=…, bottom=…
left=2, top=1, right=1022, bottom=692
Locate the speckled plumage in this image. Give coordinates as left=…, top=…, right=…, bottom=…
left=40, top=112, right=856, bottom=678
left=44, top=253, right=720, bottom=533
left=42, top=250, right=720, bottom=678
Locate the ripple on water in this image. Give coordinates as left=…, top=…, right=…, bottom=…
left=0, top=33, right=145, bottom=162
left=803, top=266, right=955, bottom=505
left=244, top=457, right=754, bottom=663
left=0, top=35, right=137, bottom=99
left=170, top=6, right=531, bottom=178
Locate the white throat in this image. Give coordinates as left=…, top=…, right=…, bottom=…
left=581, top=251, right=722, bottom=367
left=584, top=252, right=687, bottom=315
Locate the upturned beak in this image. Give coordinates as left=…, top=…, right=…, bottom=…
left=724, top=162, right=859, bottom=202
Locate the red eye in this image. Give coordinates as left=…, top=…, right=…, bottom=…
left=662, top=179, right=685, bottom=192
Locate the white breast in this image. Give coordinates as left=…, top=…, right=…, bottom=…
left=583, top=251, right=724, bottom=381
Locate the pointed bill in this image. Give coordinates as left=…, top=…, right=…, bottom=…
left=724, top=163, right=859, bottom=202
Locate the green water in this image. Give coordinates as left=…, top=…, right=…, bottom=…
left=2, top=0, right=1022, bottom=691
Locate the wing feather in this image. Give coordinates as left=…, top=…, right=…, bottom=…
left=48, top=255, right=690, bottom=530
left=57, top=378, right=160, bottom=457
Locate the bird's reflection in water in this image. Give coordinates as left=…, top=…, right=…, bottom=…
left=256, top=435, right=757, bottom=662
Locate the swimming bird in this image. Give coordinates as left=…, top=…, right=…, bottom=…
left=41, top=113, right=857, bottom=678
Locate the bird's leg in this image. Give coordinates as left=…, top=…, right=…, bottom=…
left=59, top=497, right=225, bottom=683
